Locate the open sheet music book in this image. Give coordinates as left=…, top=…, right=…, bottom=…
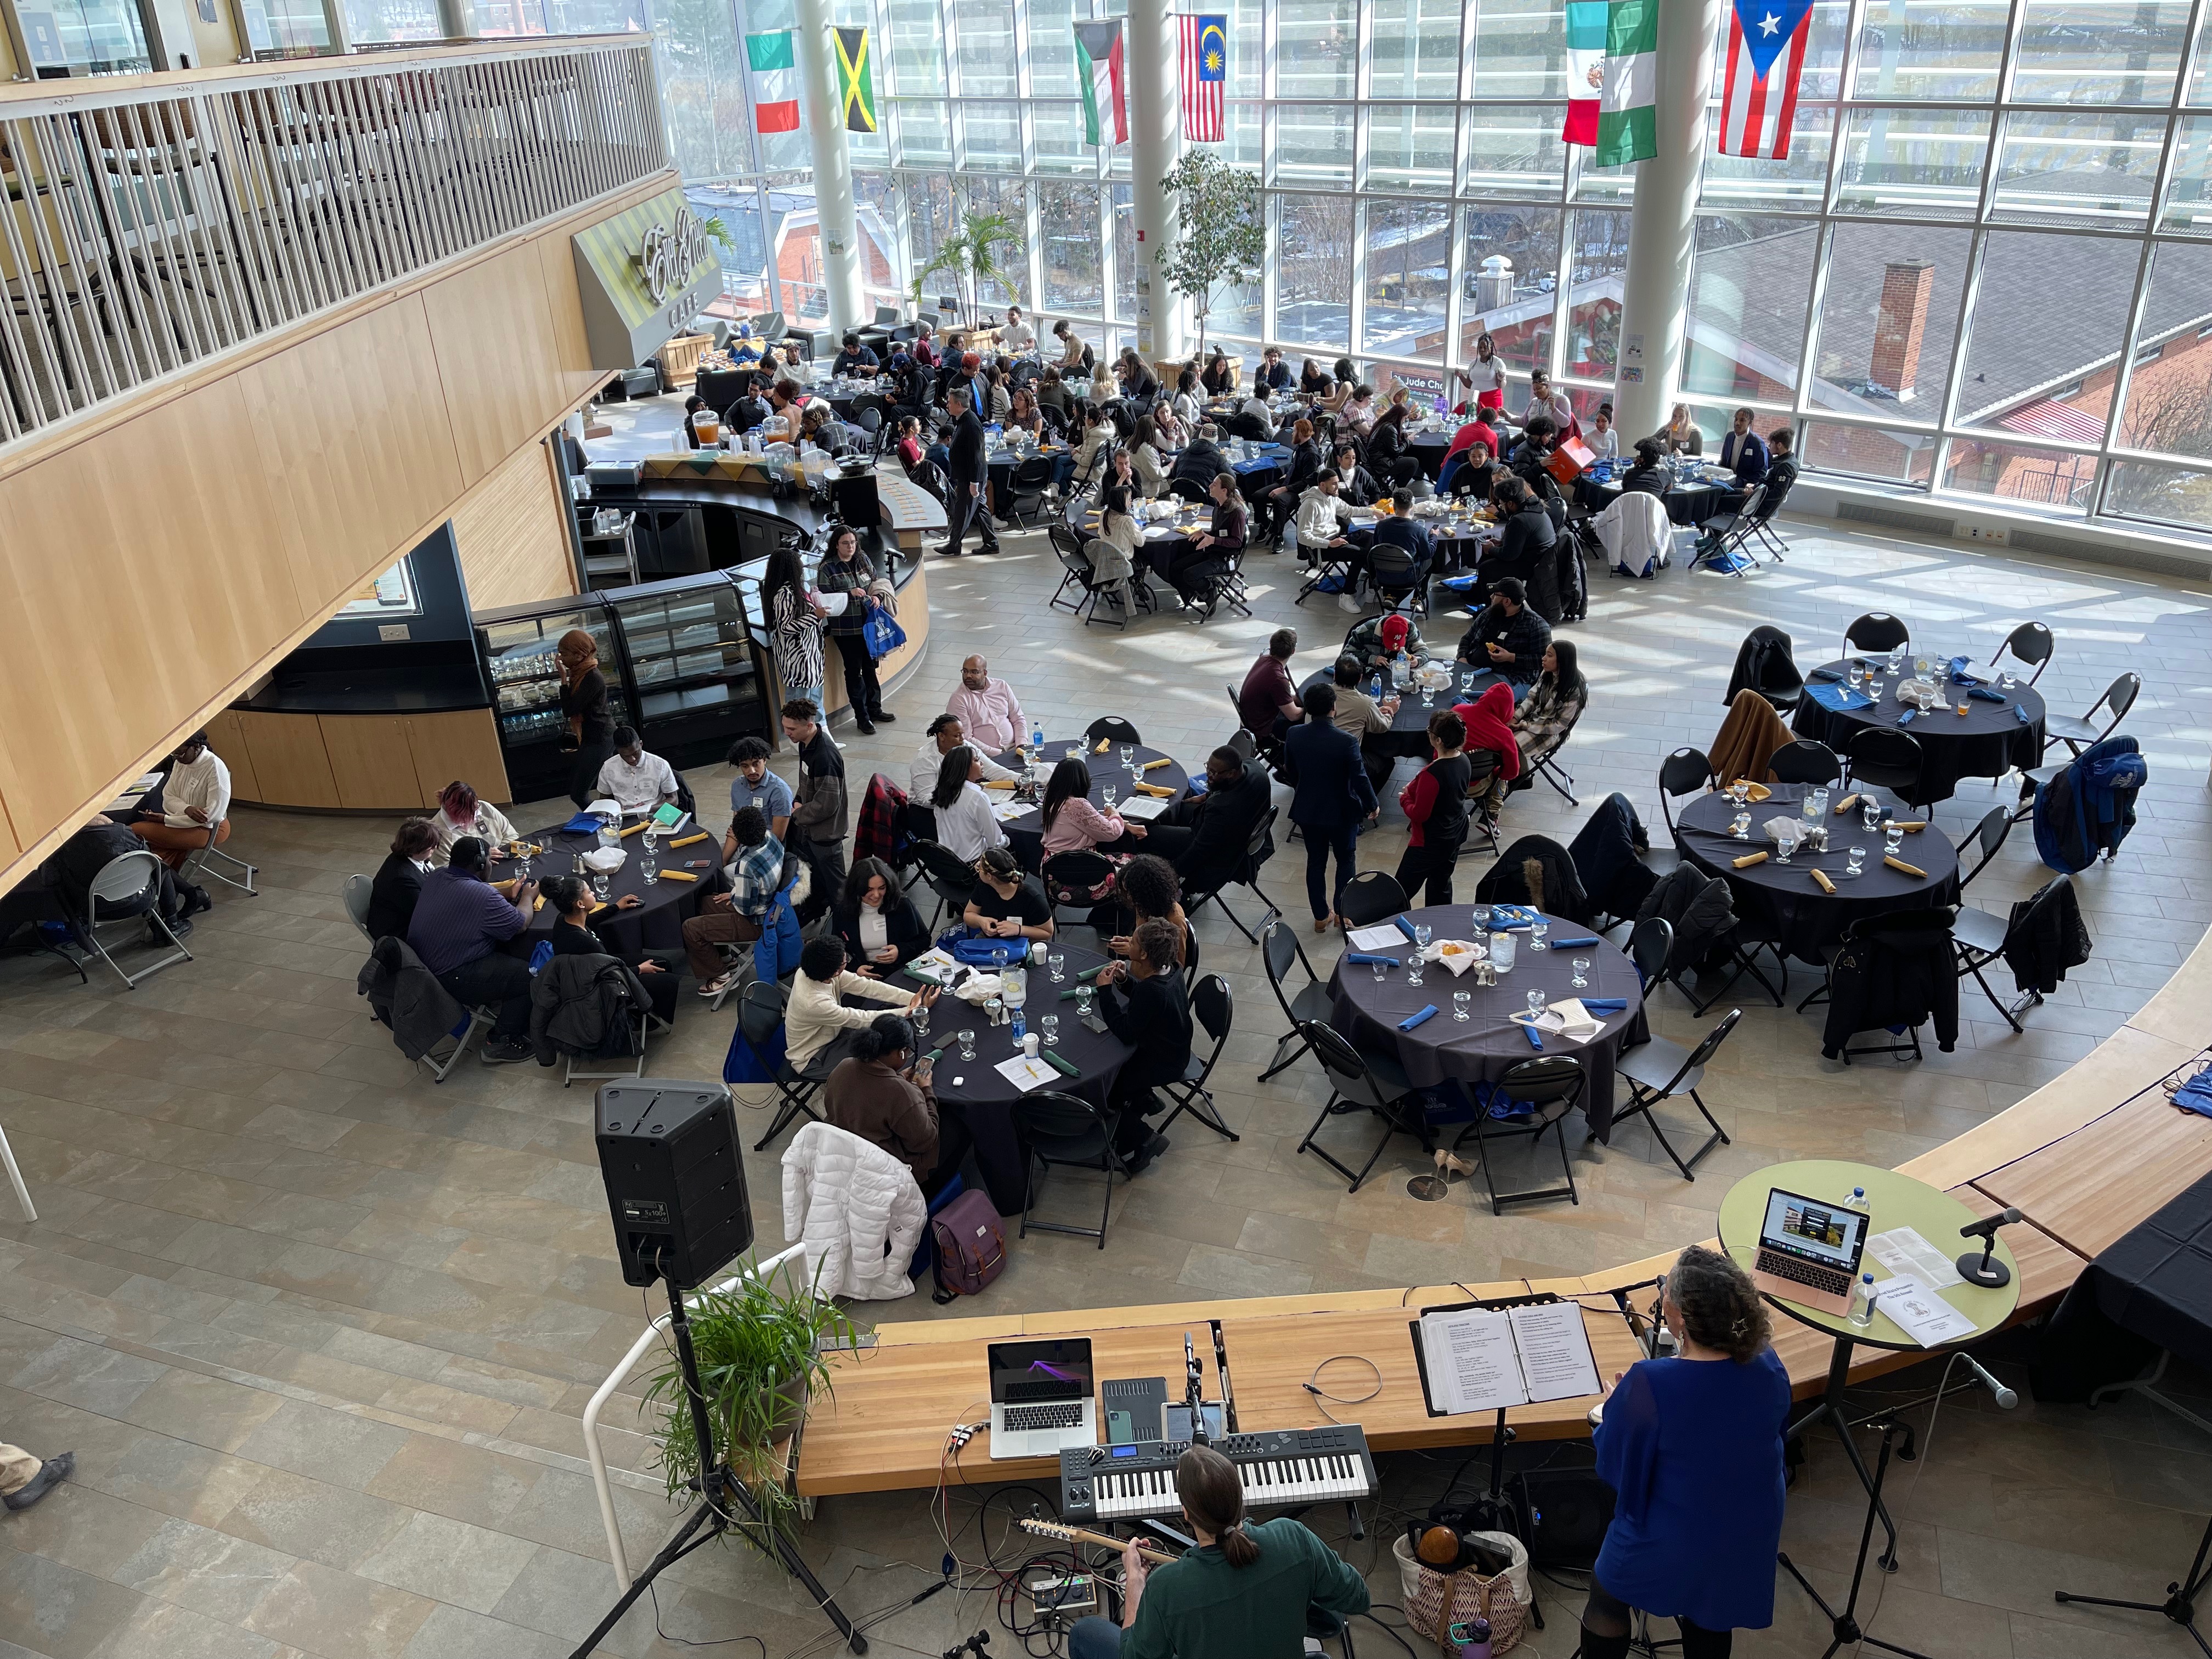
left=1409, top=1299, right=1602, bottom=1417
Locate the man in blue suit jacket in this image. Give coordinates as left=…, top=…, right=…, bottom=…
left=1282, top=682, right=1378, bottom=929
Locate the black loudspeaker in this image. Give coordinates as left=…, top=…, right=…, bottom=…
left=831, top=469, right=882, bottom=529
left=596, top=1080, right=753, bottom=1290
left=1508, top=1470, right=1616, bottom=1569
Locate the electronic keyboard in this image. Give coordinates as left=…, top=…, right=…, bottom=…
left=1058, top=1426, right=1375, bottom=1522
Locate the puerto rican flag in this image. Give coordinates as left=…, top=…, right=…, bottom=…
left=1716, top=0, right=1814, bottom=160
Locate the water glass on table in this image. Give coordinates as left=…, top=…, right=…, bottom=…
left=1528, top=919, right=1549, bottom=951
left=957, top=1029, right=978, bottom=1060
left=1047, top=952, right=1066, bottom=983
left=1371, top=958, right=1389, bottom=985
left=1453, top=991, right=1471, bottom=1022
left=1572, top=957, right=1590, bottom=989
left=1471, top=903, right=1492, bottom=933
left=1861, top=798, right=1882, bottom=834
left=1885, top=826, right=1904, bottom=857
left=1847, top=845, right=1866, bottom=876
left=1103, top=785, right=1118, bottom=809
left=1040, top=1015, right=1060, bottom=1048
left=1526, top=989, right=1547, bottom=1019
left=1120, top=744, right=1135, bottom=770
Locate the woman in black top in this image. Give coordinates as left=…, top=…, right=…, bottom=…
left=1200, top=347, right=1235, bottom=397
left=1366, top=404, right=1421, bottom=485
left=1331, top=442, right=1381, bottom=507
left=542, top=876, right=680, bottom=1026
left=682, top=394, right=712, bottom=450
left=962, top=845, right=1055, bottom=943
left=1096, top=917, right=1193, bottom=1172
left=557, top=628, right=614, bottom=808
left=365, top=818, right=437, bottom=941
left=1299, top=358, right=1329, bottom=396
left=834, top=856, right=930, bottom=976
left=816, top=523, right=893, bottom=736
left=1393, top=709, right=1474, bottom=906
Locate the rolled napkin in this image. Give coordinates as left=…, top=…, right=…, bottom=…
left=1581, top=998, right=1629, bottom=1014
left=1809, top=667, right=1844, bottom=682
left=1522, top=1022, right=1544, bottom=1049
left=1811, top=868, right=1836, bottom=894
left=657, top=869, right=699, bottom=882
left=1395, top=915, right=1421, bottom=940
left=1076, top=964, right=1105, bottom=981
left=1897, top=709, right=1917, bottom=725
left=1885, top=855, right=1928, bottom=878
left=2016, top=704, right=2033, bottom=724
left=1139, top=758, right=1172, bottom=772
left=669, top=832, right=708, bottom=849
left=1891, top=820, right=1927, bottom=832
left=1041, top=1047, right=1082, bottom=1077
left=1345, top=952, right=1400, bottom=966
left=619, top=821, right=649, bottom=838
left=1398, top=1005, right=1439, bottom=1031
left=1094, top=737, right=1111, bottom=754
left=1734, top=850, right=1770, bottom=868
left=532, top=895, right=546, bottom=913
left=981, top=780, right=1017, bottom=791
left=1547, top=935, right=1600, bottom=949
left=1834, top=793, right=1860, bottom=814
left=590, top=901, right=612, bottom=916
left=1132, top=782, right=1177, bottom=797
left=1968, top=685, right=2008, bottom=704
left=1059, top=987, right=1089, bottom=1000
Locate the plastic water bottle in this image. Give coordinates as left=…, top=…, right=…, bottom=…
left=1031, top=721, right=1045, bottom=754
left=1849, top=1273, right=1880, bottom=1328
left=1843, top=1186, right=1869, bottom=1213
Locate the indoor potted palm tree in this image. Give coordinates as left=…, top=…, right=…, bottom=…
left=911, top=210, right=1024, bottom=323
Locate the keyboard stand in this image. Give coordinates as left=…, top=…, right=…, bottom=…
left=1785, top=1333, right=1900, bottom=1566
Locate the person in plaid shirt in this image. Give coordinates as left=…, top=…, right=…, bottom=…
left=681, top=806, right=786, bottom=997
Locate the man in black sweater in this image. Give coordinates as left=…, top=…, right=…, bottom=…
left=1169, top=424, right=1228, bottom=497
left=1139, top=748, right=1273, bottom=896
left=941, top=386, right=999, bottom=557
left=1457, top=578, right=1552, bottom=687
left=1096, top=918, right=1193, bottom=1174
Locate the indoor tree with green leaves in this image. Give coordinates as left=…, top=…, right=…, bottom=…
left=910, top=211, right=1024, bottom=324
left=1154, top=154, right=1267, bottom=359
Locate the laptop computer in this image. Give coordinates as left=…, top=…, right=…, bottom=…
left=1750, top=1188, right=1869, bottom=1316
left=986, top=1339, right=1097, bottom=1459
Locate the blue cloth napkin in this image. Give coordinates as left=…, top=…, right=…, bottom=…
left=561, top=812, right=606, bottom=834
left=1399, top=1005, right=1438, bottom=1031
left=1805, top=683, right=1875, bottom=713
left=1897, top=708, right=1917, bottom=725
left=1967, top=685, right=2008, bottom=704
left=1345, top=952, right=1399, bottom=967
left=1521, top=1022, right=1544, bottom=1049
left=1809, top=667, right=1844, bottom=683
left=1548, top=935, right=1601, bottom=949
left=2177, top=1071, right=2212, bottom=1118
left=1947, top=654, right=1987, bottom=688
left=2016, top=704, right=2033, bottom=724
left=1581, top=998, right=1629, bottom=1014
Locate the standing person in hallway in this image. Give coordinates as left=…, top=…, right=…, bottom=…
left=945, top=656, right=1026, bottom=753
left=763, top=544, right=830, bottom=714
left=1283, top=681, right=1376, bottom=932
left=0, top=1442, right=70, bottom=1511
left=726, top=735, right=793, bottom=843
left=1578, top=1244, right=1790, bottom=1659
left=782, top=699, right=849, bottom=918
left=1395, top=710, right=1472, bottom=906
left=817, top=522, right=897, bottom=735
left=941, top=387, right=999, bottom=556
left=557, top=629, right=616, bottom=809
left=130, top=732, right=233, bottom=872
left=405, top=836, right=539, bottom=1064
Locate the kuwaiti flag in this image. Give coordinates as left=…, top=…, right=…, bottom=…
left=1075, top=20, right=1128, bottom=145
left=1717, top=0, right=1815, bottom=159
left=1562, top=0, right=1608, bottom=146
left=746, top=30, right=800, bottom=134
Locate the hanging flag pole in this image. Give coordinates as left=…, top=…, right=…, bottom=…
left=1074, top=20, right=1129, bottom=146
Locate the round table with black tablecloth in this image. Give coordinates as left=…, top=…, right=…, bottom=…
left=927, top=940, right=1133, bottom=1214
left=1407, top=430, right=1452, bottom=480
left=514, top=822, right=716, bottom=956
left=988, top=740, right=1191, bottom=871
left=1299, top=663, right=1504, bottom=738
left=1572, top=469, right=1731, bottom=526
left=1675, top=782, right=1961, bottom=965
left=1790, top=660, right=2046, bottom=803
left=1327, top=905, right=1649, bottom=1139
left=986, top=442, right=1076, bottom=514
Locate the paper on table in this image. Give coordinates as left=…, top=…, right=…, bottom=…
left=903, top=948, right=960, bottom=984
left=995, top=1054, right=1059, bottom=1093
left=990, top=802, right=1031, bottom=822
left=1870, top=1274, right=1978, bottom=1347
left=1509, top=1301, right=1604, bottom=1403
left=1118, top=794, right=1171, bottom=821
left=1866, top=1227, right=1965, bottom=1290
left=1347, top=924, right=1407, bottom=951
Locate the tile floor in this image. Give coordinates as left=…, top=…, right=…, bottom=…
left=2, top=404, right=2209, bottom=1656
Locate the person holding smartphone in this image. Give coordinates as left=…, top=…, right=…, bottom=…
left=823, top=1012, right=966, bottom=1195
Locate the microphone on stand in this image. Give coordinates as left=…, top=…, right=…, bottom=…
left=1961, top=1354, right=2018, bottom=1410
left=1956, top=1208, right=2023, bottom=1289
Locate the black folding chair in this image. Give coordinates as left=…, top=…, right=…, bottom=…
left=1364, top=543, right=1427, bottom=616
left=1955, top=872, right=2075, bottom=1034
left=1048, top=522, right=1098, bottom=616
left=1846, top=727, right=1925, bottom=809
left=1843, top=612, right=1909, bottom=658
left=741, top=981, right=830, bottom=1152
left=1653, top=746, right=1714, bottom=875
left=1334, top=870, right=1408, bottom=929
left=1627, top=915, right=1673, bottom=989
left=1085, top=716, right=1144, bottom=746
left=1184, top=805, right=1282, bottom=943
left=1954, top=805, right=2013, bottom=891
left=1687, top=483, right=1764, bottom=577
left=909, top=837, right=979, bottom=924
left=1767, top=740, right=1841, bottom=787
left=2041, top=671, right=2140, bottom=761
left=1158, top=974, right=1238, bottom=1142
left=1167, top=476, right=1209, bottom=504
left=1989, top=620, right=2055, bottom=686
left=1003, top=455, right=1059, bottom=529
left=1528, top=708, right=1584, bottom=806
left=1295, top=1020, right=1431, bottom=1194
left=1017, top=1091, right=1127, bottom=1247
left=1452, top=1054, right=1583, bottom=1215
left=1041, top=850, right=1116, bottom=923
left=1258, top=920, right=1333, bottom=1082
left=1613, top=1008, right=1740, bottom=1180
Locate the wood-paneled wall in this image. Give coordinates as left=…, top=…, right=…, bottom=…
left=0, top=172, right=677, bottom=896
left=450, top=435, right=578, bottom=613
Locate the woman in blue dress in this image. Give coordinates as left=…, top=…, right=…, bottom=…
left=1582, top=1244, right=1792, bottom=1659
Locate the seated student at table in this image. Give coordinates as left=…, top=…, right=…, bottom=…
left=834, top=856, right=930, bottom=977
left=1329, top=655, right=1400, bottom=792
left=1069, top=1442, right=1370, bottom=1659
left=727, top=736, right=793, bottom=843
left=1587, top=402, right=1619, bottom=459
left=823, top=1012, right=964, bottom=1195
left=1089, top=479, right=1144, bottom=614
left=596, top=727, right=681, bottom=815
left=927, top=744, right=1009, bottom=865
left=1508, top=417, right=1566, bottom=509
left=893, top=414, right=927, bottom=472
left=1365, top=403, right=1422, bottom=486
left=1093, top=917, right=1192, bottom=1172
left=1200, top=346, right=1237, bottom=397
left=831, top=332, right=878, bottom=377
left=1238, top=628, right=1306, bottom=741
left=1293, top=469, right=1364, bottom=571
left=682, top=805, right=783, bottom=998
left=1368, top=489, right=1434, bottom=575
left=129, top=732, right=235, bottom=874
left=1128, top=416, right=1172, bottom=498
left=1715, top=406, right=1769, bottom=489
left=1254, top=345, right=1293, bottom=393
left=1330, top=441, right=1381, bottom=507
left=1091, top=853, right=1190, bottom=967
left=1480, top=641, right=1588, bottom=816
left=681, top=395, right=712, bottom=450
left=1140, top=746, right=1272, bottom=895
left=1346, top=610, right=1425, bottom=670
left=1650, top=402, right=1703, bottom=457
left=1041, top=759, right=1138, bottom=858
left=1458, top=577, right=1551, bottom=688
left=1340, top=382, right=1378, bottom=439
left=1284, top=682, right=1377, bottom=932
left=1446, top=439, right=1498, bottom=507
left=947, top=655, right=1027, bottom=753
left=1578, top=1244, right=1790, bottom=1659
left=1004, top=386, right=1046, bottom=441
left=883, top=347, right=929, bottom=417
left=999, top=304, right=1037, bottom=354
left=985, top=364, right=1018, bottom=424
left=964, top=844, right=1054, bottom=943
left=407, top=836, right=539, bottom=1065
left=1068, top=402, right=1114, bottom=494
left=1445, top=406, right=1502, bottom=468
left=1453, top=682, right=1522, bottom=823
left=429, top=780, right=516, bottom=865
left=1476, top=481, right=1558, bottom=594
left=1115, top=351, right=1160, bottom=405
left=1152, top=471, right=1245, bottom=611
left=912, top=713, right=1017, bottom=801
left=787, top=935, right=931, bottom=1077
left=366, top=819, right=439, bottom=943
left=1034, top=366, right=1074, bottom=421
left=1169, top=368, right=1204, bottom=427
left=1395, top=710, right=1474, bottom=906
left=0, top=812, right=191, bottom=944
left=1169, top=422, right=1227, bottom=497
left=799, top=403, right=854, bottom=456
left=541, top=874, right=680, bottom=1028
left=1054, top=319, right=1092, bottom=374
left=760, top=380, right=803, bottom=440
left=1621, top=437, right=1675, bottom=496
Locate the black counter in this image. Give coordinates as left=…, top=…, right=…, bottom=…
left=239, top=662, right=490, bottom=716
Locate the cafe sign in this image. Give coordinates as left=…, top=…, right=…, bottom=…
left=575, top=188, right=722, bottom=370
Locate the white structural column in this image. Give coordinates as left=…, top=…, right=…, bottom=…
left=1611, top=0, right=1724, bottom=438
left=1126, top=0, right=1184, bottom=360
left=794, top=0, right=866, bottom=338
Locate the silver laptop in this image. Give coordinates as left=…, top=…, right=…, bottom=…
left=1751, top=1187, right=1869, bottom=1316
left=987, top=1339, right=1097, bottom=1459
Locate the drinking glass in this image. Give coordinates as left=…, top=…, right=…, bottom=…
left=957, top=1029, right=978, bottom=1060
left=914, top=1004, right=930, bottom=1042
left=1730, top=780, right=1750, bottom=808
left=1914, top=654, right=1931, bottom=680
left=1885, top=827, right=1904, bottom=857
left=985, top=996, right=1003, bottom=1026
left=1372, top=958, right=1389, bottom=985
left=1120, top=744, right=1135, bottom=770
left=1846, top=662, right=1863, bottom=691
left=1413, top=924, right=1432, bottom=952
left=1529, top=919, right=1549, bottom=951
left=1811, top=786, right=1831, bottom=819
left=1040, top=1015, right=1060, bottom=1047
left=1471, top=903, right=1492, bottom=932
left=1407, top=953, right=1424, bottom=987
left=1047, top=952, right=1066, bottom=983
left=1527, top=989, right=1547, bottom=1019
left=1774, top=836, right=1794, bottom=865
left=1799, top=791, right=1820, bottom=823
left=592, top=872, right=611, bottom=901
left=1862, top=799, right=1881, bottom=834
left=1421, top=684, right=1435, bottom=709
left=1847, top=846, right=1866, bottom=876
left=1066, top=743, right=1081, bottom=760
left=1103, top=786, right=1119, bottom=809
left=1453, top=991, right=1471, bottom=1022
left=1732, top=811, right=1752, bottom=840
left=1490, top=932, right=1515, bottom=974
left=1572, top=957, right=1590, bottom=989
left=1460, top=673, right=1475, bottom=697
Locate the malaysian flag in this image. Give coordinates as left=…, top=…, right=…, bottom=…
left=1716, top=0, right=1814, bottom=160
left=1182, top=14, right=1226, bottom=143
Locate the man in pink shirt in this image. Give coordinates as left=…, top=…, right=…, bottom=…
left=945, top=655, right=1027, bottom=753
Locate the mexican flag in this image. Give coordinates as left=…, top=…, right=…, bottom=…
left=1594, top=0, right=1657, bottom=167
left=1562, top=0, right=1607, bottom=146
left=746, top=30, right=800, bottom=134
left=1074, top=21, right=1128, bottom=146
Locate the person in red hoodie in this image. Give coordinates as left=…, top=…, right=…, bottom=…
left=1453, top=682, right=1523, bottom=834
left=1394, top=710, right=1474, bottom=905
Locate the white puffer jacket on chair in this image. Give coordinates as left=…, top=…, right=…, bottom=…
left=781, top=1121, right=928, bottom=1301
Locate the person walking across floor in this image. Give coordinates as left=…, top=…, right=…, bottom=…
left=1283, top=681, right=1376, bottom=932
left=1, top=1442, right=71, bottom=1511
left=817, top=522, right=898, bottom=735
left=782, top=699, right=849, bottom=918
left=941, top=387, right=1000, bottom=556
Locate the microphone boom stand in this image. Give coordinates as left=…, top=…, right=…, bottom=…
left=1777, top=1413, right=1931, bottom=1659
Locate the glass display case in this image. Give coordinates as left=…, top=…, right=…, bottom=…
left=603, top=574, right=774, bottom=768
left=475, top=599, right=634, bottom=803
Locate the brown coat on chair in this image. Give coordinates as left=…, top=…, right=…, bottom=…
left=1707, top=687, right=1796, bottom=787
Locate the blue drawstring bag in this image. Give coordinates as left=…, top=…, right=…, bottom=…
left=862, top=602, right=909, bottom=661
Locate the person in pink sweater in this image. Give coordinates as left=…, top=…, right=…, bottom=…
left=1040, top=759, right=1144, bottom=857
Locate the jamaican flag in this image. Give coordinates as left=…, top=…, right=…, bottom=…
left=834, top=27, right=877, bottom=133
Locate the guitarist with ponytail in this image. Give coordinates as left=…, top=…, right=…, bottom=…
left=1068, top=1444, right=1370, bottom=1658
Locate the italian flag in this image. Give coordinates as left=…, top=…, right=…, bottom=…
left=1593, top=0, right=1657, bottom=167
left=746, top=30, right=800, bottom=134
left=1074, top=21, right=1128, bottom=146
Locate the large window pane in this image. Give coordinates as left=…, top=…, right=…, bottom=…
left=1278, top=0, right=1357, bottom=98
left=899, top=101, right=952, bottom=165
left=888, top=0, right=946, bottom=94
left=1280, top=106, right=1355, bottom=188
left=1113, top=185, right=1137, bottom=323
left=1277, top=196, right=1355, bottom=349
left=1853, top=0, right=2007, bottom=100
left=1465, top=106, right=1567, bottom=195
left=1836, top=108, right=1989, bottom=218
left=1041, top=184, right=1104, bottom=312
left=1471, top=0, right=1565, bottom=98
left=1803, top=421, right=1939, bottom=484
left=1684, top=215, right=1816, bottom=399
left=2106, top=458, right=2212, bottom=531
left=1957, top=230, right=2141, bottom=430
left=1363, top=202, right=1452, bottom=362
left=1702, top=105, right=1836, bottom=210
left=964, top=101, right=1023, bottom=170
left=657, top=0, right=749, bottom=181
left=1220, top=105, right=1265, bottom=172
left=772, top=188, right=828, bottom=324
left=953, top=0, right=1017, bottom=95
left=962, top=177, right=1029, bottom=308
left=1029, top=0, right=1079, bottom=97
left=1566, top=211, right=1628, bottom=379
left=2116, top=242, right=2212, bottom=458
left=1367, top=105, right=1457, bottom=192
left=689, top=186, right=774, bottom=318
left=2160, top=115, right=2212, bottom=232
left=1034, top=103, right=1094, bottom=175
left=1993, top=112, right=2166, bottom=229
left=907, top=173, right=958, bottom=297
left=1945, top=436, right=2098, bottom=511
left=1369, top=0, right=1463, bottom=99
left=2011, top=0, right=2193, bottom=105
left=347, top=0, right=444, bottom=42
left=855, top=174, right=904, bottom=304
left=1461, top=205, right=1562, bottom=379
left=1810, top=224, right=1969, bottom=418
